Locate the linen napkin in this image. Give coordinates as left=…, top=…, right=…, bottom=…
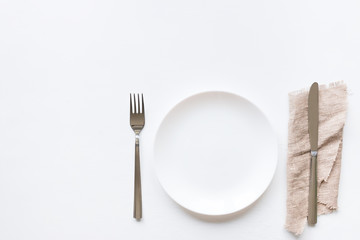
left=285, top=82, right=347, bottom=235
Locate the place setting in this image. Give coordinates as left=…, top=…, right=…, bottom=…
left=129, top=82, right=348, bottom=236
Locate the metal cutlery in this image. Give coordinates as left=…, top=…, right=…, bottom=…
left=130, top=93, right=145, bottom=220
left=308, top=82, right=319, bottom=225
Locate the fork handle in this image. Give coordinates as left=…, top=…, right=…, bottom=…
left=308, top=154, right=317, bottom=225
left=134, top=135, right=142, bottom=220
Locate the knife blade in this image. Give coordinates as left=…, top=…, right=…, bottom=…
left=308, top=82, right=319, bottom=225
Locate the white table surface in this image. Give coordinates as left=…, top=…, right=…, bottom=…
left=1, top=0, right=360, bottom=239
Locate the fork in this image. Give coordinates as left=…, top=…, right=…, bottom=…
left=130, top=93, right=145, bottom=220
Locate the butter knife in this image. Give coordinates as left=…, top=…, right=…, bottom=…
left=308, top=82, right=319, bottom=225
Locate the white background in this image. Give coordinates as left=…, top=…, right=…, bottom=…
left=0, top=0, right=360, bottom=239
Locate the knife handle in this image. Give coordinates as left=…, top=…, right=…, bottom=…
left=308, top=154, right=317, bottom=225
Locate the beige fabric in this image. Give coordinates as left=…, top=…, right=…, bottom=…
left=285, top=82, right=347, bottom=235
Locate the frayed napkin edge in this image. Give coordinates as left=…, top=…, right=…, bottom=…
left=288, top=80, right=346, bottom=97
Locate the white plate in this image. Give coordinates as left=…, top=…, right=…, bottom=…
left=154, top=91, right=277, bottom=215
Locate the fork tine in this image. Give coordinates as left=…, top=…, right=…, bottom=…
left=133, top=93, right=137, bottom=113
left=141, top=94, right=144, bottom=114
left=130, top=93, right=133, bottom=114
left=137, top=94, right=140, bottom=113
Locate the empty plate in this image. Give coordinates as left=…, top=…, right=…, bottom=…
left=154, top=91, right=277, bottom=215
